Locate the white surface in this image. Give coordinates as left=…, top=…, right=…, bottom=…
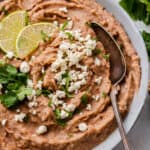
left=94, top=0, right=149, bottom=150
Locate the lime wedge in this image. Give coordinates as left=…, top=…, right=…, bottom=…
left=0, top=11, right=27, bottom=53
left=16, top=23, right=57, bottom=58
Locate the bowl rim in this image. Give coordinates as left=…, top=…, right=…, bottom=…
left=94, top=0, right=149, bottom=150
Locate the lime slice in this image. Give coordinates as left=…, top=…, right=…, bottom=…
left=0, top=11, right=27, bottom=53
left=16, top=23, right=57, bottom=58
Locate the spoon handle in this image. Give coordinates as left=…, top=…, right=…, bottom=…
left=110, top=88, right=130, bottom=150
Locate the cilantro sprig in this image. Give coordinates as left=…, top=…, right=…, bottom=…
left=0, top=63, right=32, bottom=108
left=119, top=0, right=150, bottom=60
left=120, top=0, right=150, bottom=25
left=61, top=71, right=72, bottom=98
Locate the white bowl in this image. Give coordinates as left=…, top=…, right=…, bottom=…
left=94, top=0, right=149, bottom=150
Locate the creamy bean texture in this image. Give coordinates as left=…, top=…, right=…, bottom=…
left=0, top=0, right=140, bottom=150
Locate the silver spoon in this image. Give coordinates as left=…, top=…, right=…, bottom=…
left=90, top=22, right=130, bottom=150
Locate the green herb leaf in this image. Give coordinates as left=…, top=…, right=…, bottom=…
left=61, top=21, right=68, bottom=31
left=41, top=30, right=50, bottom=42
left=16, top=86, right=32, bottom=101
left=92, top=48, right=101, bottom=56
left=142, top=31, right=150, bottom=60
left=81, top=93, right=89, bottom=105
left=1, top=6, right=8, bottom=16
left=65, top=32, right=74, bottom=41
left=6, top=65, right=17, bottom=75
left=54, top=108, right=61, bottom=119
left=0, top=92, right=18, bottom=108
left=101, top=92, right=107, bottom=98
left=120, top=0, right=150, bottom=24
left=48, top=100, right=52, bottom=107
left=41, top=89, right=52, bottom=96
left=61, top=71, right=72, bottom=98
left=103, top=54, right=110, bottom=60
left=0, top=64, right=29, bottom=108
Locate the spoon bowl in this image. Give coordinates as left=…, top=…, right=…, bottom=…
left=90, top=22, right=126, bottom=85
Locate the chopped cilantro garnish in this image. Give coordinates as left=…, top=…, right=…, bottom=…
left=61, top=21, right=68, bottom=31
left=81, top=93, right=89, bottom=105
left=0, top=63, right=31, bottom=108
left=101, top=92, right=107, bottom=98
left=54, top=108, right=61, bottom=119
left=41, top=89, right=52, bottom=96
left=56, top=119, right=67, bottom=127
left=61, top=71, right=72, bottom=98
left=120, top=0, right=150, bottom=25
left=103, top=54, right=110, bottom=60
left=48, top=100, right=52, bottom=107
left=65, top=32, right=74, bottom=41
left=1, top=6, right=8, bottom=15
left=40, top=30, right=51, bottom=42
left=92, top=48, right=101, bottom=56
left=53, top=108, right=67, bottom=126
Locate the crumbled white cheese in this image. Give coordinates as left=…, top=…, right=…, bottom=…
left=92, top=95, right=100, bottom=101
left=41, top=67, right=45, bottom=74
left=68, top=52, right=82, bottom=67
left=67, top=20, right=73, bottom=29
left=53, top=21, right=58, bottom=27
left=65, top=104, right=76, bottom=112
left=28, top=101, right=38, bottom=108
left=55, top=72, right=63, bottom=82
left=1, top=119, right=7, bottom=126
left=16, top=109, right=20, bottom=113
left=94, top=77, right=102, bottom=85
left=60, top=110, right=69, bottom=119
left=6, top=51, right=14, bottom=59
left=36, top=125, right=48, bottom=135
left=32, top=110, right=37, bottom=115
left=14, top=113, right=26, bottom=122
left=59, top=41, right=70, bottom=51
left=86, top=104, right=92, bottom=111
left=73, top=30, right=82, bottom=40
left=78, top=123, right=88, bottom=132
left=20, top=61, right=30, bottom=73
left=56, top=90, right=66, bottom=98
left=94, top=58, right=101, bottom=66
left=59, top=7, right=68, bottom=13
left=36, top=80, right=43, bottom=90
left=85, top=39, right=97, bottom=50
left=27, top=79, right=34, bottom=88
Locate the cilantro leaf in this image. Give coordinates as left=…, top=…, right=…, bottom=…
left=120, top=0, right=150, bottom=24
left=81, top=93, right=89, bottom=105
left=61, top=71, right=72, bottom=98
left=65, top=32, right=74, bottom=41
left=0, top=92, right=18, bottom=108
left=16, top=86, right=32, bottom=101
left=0, top=64, right=30, bottom=108
left=6, top=65, right=17, bottom=75
left=92, top=48, right=101, bottom=56
left=142, top=31, right=150, bottom=60
left=61, top=21, right=68, bottom=31
left=40, top=30, right=51, bottom=42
